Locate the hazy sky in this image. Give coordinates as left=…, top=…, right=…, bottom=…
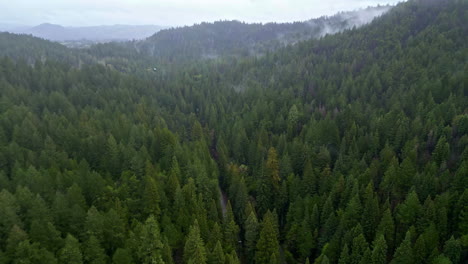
left=1, top=0, right=403, bottom=27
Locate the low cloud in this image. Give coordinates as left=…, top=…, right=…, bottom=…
left=1, top=0, right=403, bottom=27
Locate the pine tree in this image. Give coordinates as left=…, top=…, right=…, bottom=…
left=225, top=250, right=240, bottom=264
left=244, top=211, right=259, bottom=261
left=443, top=236, right=461, bottom=264
left=5, top=224, right=28, bottom=258
left=13, top=240, right=57, bottom=264
left=358, top=248, right=371, bottom=264
left=0, top=189, right=21, bottom=248
left=297, top=211, right=315, bottom=259
left=376, top=208, right=395, bottom=251
left=136, top=216, right=165, bottom=264
left=412, top=234, right=427, bottom=264
left=59, top=234, right=83, bottom=264
left=223, top=201, right=240, bottom=252
left=29, top=220, right=62, bottom=253
left=371, top=235, right=387, bottom=264
left=208, top=222, right=223, bottom=249
left=162, top=237, right=174, bottom=264
left=142, top=175, right=161, bottom=218
left=361, top=183, right=379, bottom=240
left=258, top=147, right=281, bottom=214
left=82, top=235, right=107, bottom=264
left=167, top=157, right=181, bottom=203
left=112, top=248, right=133, bottom=264
left=432, top=136, right=449, bottom=166
left=102, top=208, right=125, bottom=253
left=320, top=255, right=330, bottom=264
left=431, top=255, right=452, bottom=264
left=208, top=241, right=225, bottom=264
left=396, top=191, right=421, bottom=229
left=269, top=252, right=278, bottom=264
left=338, top=244, right=350, bottom=264
left=184, top=220, right=207, bottom=264
left=349, top=234, right=368, bottom=264
left=85, top=206, right=104, bottom=241
left=302, top=160, right=317, bottom=195
left=255, top=211, right=280, bottom=264
left=391, top=231, right=413, bottom=264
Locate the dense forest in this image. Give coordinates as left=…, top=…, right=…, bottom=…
left=0, top=0, right=467, bottom=263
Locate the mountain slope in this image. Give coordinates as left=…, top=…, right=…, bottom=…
left=137, top=6, right=392, bottom=61
left=0, top=32, right=87, bottom=65
left=0, top=1, right=466, bottom=263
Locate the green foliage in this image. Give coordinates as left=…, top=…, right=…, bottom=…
left=256, top=211, right=280, bottom=264
left=371, top=235, right=387, bottom=264
left=83, top=235, right=107, bottom=264
left=0, top=0, right=465, bottom=263
left=59, top=234, right=83, bottom=264
left=184, top=220, right=207, bottom=264
left=391, top=231, right=413, bottom=264
left=244, top=212, right=259, bottom=261
left=443, top=236, right=461, bottom=264
left=112, top=248, right=133, bottom=264
left=208, top=241, right=225, bottom=264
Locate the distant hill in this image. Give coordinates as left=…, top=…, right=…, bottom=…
left=136, top=6, right=392, bottom=60
left=6, top=23, right=166, bottom=42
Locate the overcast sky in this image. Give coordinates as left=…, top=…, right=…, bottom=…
left=1, top=0, right=403, bottom=27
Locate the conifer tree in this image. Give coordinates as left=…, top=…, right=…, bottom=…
left=208, top=241, right=225, bottom=264
left=255, top=210, right=280, bottom=264
left=376, top=208, right=395, bottom=251
left=269, top=252, right=278, bottom=264
left=371, top=235, right=387, bottom=264
left=184, top=220, right=207, bottom=264
left=349, top=234, right=368, bottom=264
left=391, top=231, right=413, bottom=264
left=224, top=201, right=240, bottom=252
left=112, top=248, right=133, bottom=264
left=302, top=160, right=317, bottom=195
left=338, top=244, right=350, bottom=264
left=208, top=222, right=223, bottom=250
left=142, top=175, right=161, bottom=218
left=245, top=211, right=259, bottom=261
left=58, top=234, right=83, bottom=264
left=443, top=236, right=461, bottom=264
left=162, top=237, right=174, bottom=264
left=83, top=235, right=107, bottom=264
left=135, top=216, right=165, bottom=264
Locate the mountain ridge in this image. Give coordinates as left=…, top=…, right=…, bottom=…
left=3, top=23, right=166, bottom=43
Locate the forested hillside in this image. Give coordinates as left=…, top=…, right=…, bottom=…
left=0, top=0, right=466, bottom=263
left=136, top=6, right=391, bottom=61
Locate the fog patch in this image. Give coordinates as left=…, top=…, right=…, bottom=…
left=307, top=6, right=392, bottom=37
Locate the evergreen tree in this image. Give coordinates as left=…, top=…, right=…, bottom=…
left=376, top=208, right=395, bottom=251
left=443, top=236, right=461, bottom=264
left=255, top=211, right=280, bottom=264
left=184, top=220, right=207, bottom=264
left=142, top=175, right=161, bottom=218
left=208, top=241, right=225, bottom=264
left=338, top=244, right=350, bottom=264
left=371, top=235, right=387, bottom=264
left=391, top=231, right=413, bottom=264
left=112, top=248, right=133, bottom=264
left=245, top=211, right=259, bottom=261
left=349, top=234, right=369, bottom=264
left=83, top=235, right=107, bottom=264
left=59, top=234, right=83, bottom=264
left=135, top=216, right=165, bottom=264
left=223, top=201, right=240, bottom=252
